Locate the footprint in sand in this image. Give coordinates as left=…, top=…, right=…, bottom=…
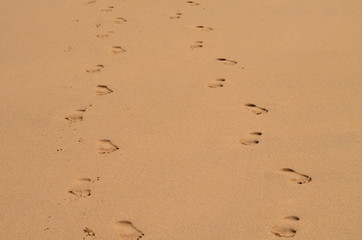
left=96, top=31, right=114, bottom=38
left=190, top=41, right=203, bottom=49
left=114, top=17, right=127, bottom=24
left=65, top=109, right=86, bottom=123
left=85, top=0, right=96, bottom=5
left=111, top=46, right=127, bottom=54
left=245, top=103, right=268, bottom=115
left=215, top=58, right=238, bottom=65
left=239, top=132, right=262, bottom=146
left=86, top=65, right=104, bottom=73
left=271, top=216, right=300, bottom=238
left=207, top=78, right=225, bottom=88
left=114, top=221, right=144, bottom=240
left=195, top=25, right=213, bottom=31
left=186, top=1, right=200, bottom=6
left=95, top=85, right=113, bottom=95
left=64, top=105, right=92, bottom=123
left=97, top=140, right=119, bottom=154
left=68, top=178, right=99, bottom=199
left=279, top=168, right=312, bottom=184
left=83, top=227, right=96, bottom=239
left=170, top=12, right=182, bottom=19
left=101, top=6, right=114, bottom=12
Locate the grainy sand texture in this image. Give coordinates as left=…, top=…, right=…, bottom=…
left=1, top=0, right=362, bottom=239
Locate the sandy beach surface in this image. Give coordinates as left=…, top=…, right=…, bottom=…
left=1, top=0, right=361, bottom=239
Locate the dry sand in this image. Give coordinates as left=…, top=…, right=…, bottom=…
left=1, top=0, right=361, bottom=239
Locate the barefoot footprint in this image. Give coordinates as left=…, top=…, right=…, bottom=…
left=65, top=105, right=92, bottom=123
left=97, top=140, right=119, bottom=154
left=195, top=25, right=213, bottom=31
left=245, top=103, right=268, bottom=115
left=86, top=65, right=104, bottom=73
left=68, top=177, right=99, bottom=199
left=65, top=109, right=86, bottom=123
left=216, top=58, right=238, bottom=65
left=97, top=31, right=114, bottom=38
left=83, top=227, right=96, bottom=239
left=95, top=85, right=113, bottom=95
left=68, top=178, right=91, bottom=198
left=114, top=17, right=127, bottom=24
left=239, top=132, right=262, bottom=146
left=186, top=1, right=200, bottom=6
left=207, top=78, right=225, bottom=88
left=114, top=221, right=144, bottom=240
left=170, top=12, right=182, bottom=19
left=271, top=216, right=300, bottom=238
left=111, top=46, right=126, bottom=54
left=85, top=0, right=97, bottom=5
left=190, top=41, right=203, bottom=49
left=279, top=168, right=312, bottom=184
left=101, top=6, right=114, bottom=12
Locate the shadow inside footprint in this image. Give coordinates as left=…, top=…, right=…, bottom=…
left=239, top=132, right=262, bottom=146
left=279, top=168, right=312, bottom=184
left=245, top=103, right=268, bottom=115
left=271, top=216, right=300, bottom=238
left=95, top=85, right=113, bottom=95
left=216, top=58, right=237, bottom=65
left=114, top=221, right=144, bottom=240
left=97, top=139, right=119, bottom=154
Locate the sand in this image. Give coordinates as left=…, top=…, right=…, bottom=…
left=0, top=0, right=361, bottom=239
